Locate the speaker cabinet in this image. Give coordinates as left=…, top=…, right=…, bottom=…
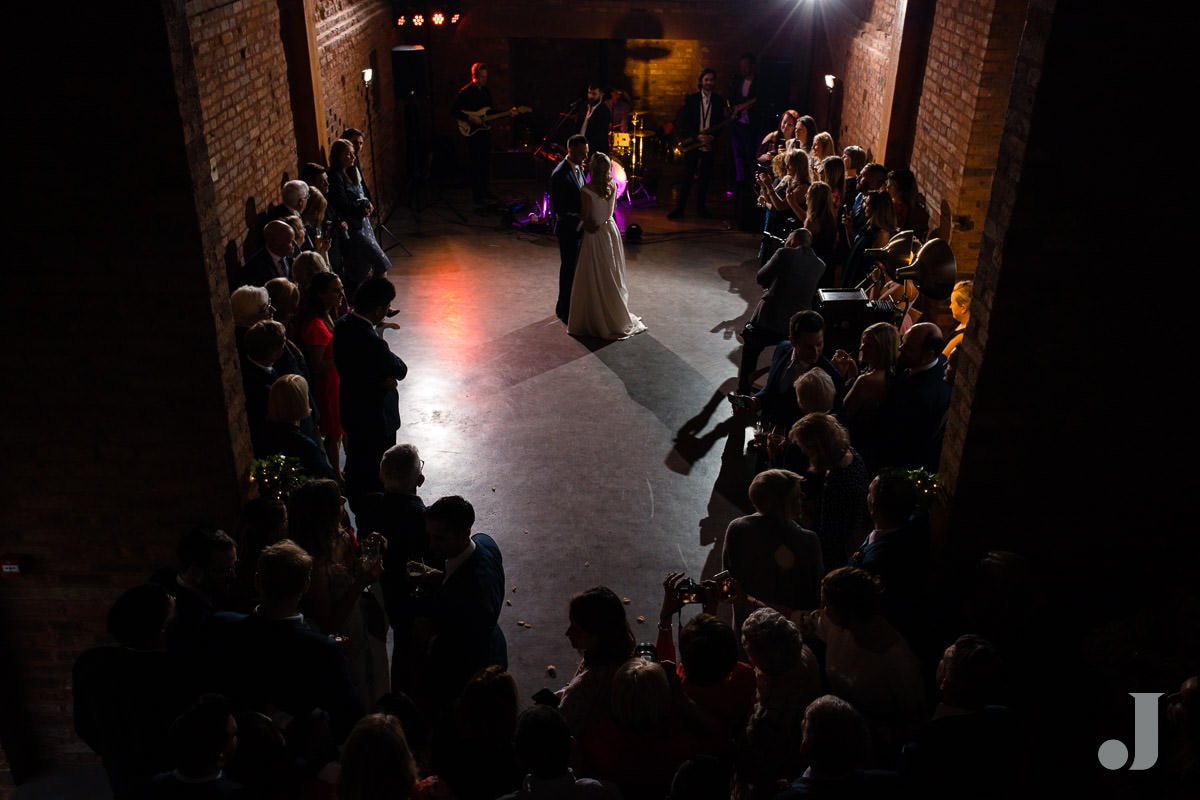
left=818, top=288, right=868, bottom=356
left=392, top=45, right=429, bottom=99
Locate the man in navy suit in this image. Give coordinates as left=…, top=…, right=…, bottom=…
left=730, top=311, right=844, bottom=430
left=333, top=277, right=408, bottom=508
left=202, top=539, right=364, bottom=745
left=551, top=134, right=589, bottom=323
left=850, top=468, right=933, bottom=653
left=415, top=495, right=507, bottom=713
left=240, top=219, right=296, bottom=287
left=877, top=322, right=951, bottom=471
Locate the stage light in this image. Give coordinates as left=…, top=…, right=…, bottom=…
left=394, top=3, right=461, bottom=27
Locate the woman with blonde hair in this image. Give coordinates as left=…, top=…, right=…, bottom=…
left=808, top=132, right=836, bottom=179
left=803, top=181, right=839, bottom=288
left=782, top=148, right=813, bottom=221
left=300, top=185, right=334, bottom=261
left=831, top=321, right=900, bottom=473
left=943, top=279, right=973, bottom=356
left=566, top=152, right=647, bottom=340
left=290, top=250, right=331, bottom=294
left=788, top=412, right=870, bottom=569
left=260, top=373, right=338, bottom=481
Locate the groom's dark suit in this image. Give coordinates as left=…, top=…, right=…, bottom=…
left=551, top=156, right=586, bottom=322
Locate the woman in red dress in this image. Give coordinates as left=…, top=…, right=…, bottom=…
left=296, top=271, right=346, bottom=482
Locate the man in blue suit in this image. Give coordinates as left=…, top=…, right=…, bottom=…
left=415, top=495, right=507, bottom=713
left=551, top=134, right=589, bottom=323
left=877, top=322, right=951, bottom=471
left=202, top=540, right=364, bottom=746
left=333, top=277, right=408, bottom=508
left=729, top=311, right=844, bottom=431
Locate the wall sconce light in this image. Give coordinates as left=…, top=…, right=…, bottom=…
left=362, top=68, right=374, bottom=88
left=824, top=74, right=837, bottom=91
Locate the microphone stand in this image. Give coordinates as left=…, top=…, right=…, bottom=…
left=532, top=98, right=583, bottom=163
left=364, top=72, right=411, bottom=256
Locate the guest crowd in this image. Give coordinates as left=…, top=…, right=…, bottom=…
left=70, top=85, right=1198, bottom=800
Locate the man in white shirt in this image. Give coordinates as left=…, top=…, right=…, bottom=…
left=668, top=68, right=726, bottom=220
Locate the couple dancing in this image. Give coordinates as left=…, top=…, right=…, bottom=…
left=553, top=133, right=647, bottom=340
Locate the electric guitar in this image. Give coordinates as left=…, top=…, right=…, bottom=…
left=679, top=97, right=758, bottom=152
left=457, top=105, right=533, bottom=137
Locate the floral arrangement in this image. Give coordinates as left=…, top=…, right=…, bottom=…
left=248, top=455, right=308, bottom=502
left=905, top=467, right=939, bottom=512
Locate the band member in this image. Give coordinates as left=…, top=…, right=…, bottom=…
left=608, top=88, right=633, bottom=134
left=452, top=62, right=506, bottom=206
left=578, top=81, right=611, bottom=158
left=668, top=68, right=726, bottom=220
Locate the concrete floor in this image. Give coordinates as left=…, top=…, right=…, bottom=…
left=13, top=164, right=770, bottom=799
left=377, top=166, right=763, bottom=703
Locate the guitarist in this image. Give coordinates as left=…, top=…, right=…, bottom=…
left=452, top=62, right=502, bottom=206
left=667, top=68, right=726, bottom=220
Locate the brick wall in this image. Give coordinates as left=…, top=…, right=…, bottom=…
left=4, top=1, right=251, bottom=783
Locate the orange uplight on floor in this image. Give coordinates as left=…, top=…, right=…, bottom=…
left=413, top=13, right=424, bottom=25
left=432, top=12, right=445, bottom=25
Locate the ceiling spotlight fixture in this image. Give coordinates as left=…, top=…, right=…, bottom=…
left=394, top=3, right=462, bottom=27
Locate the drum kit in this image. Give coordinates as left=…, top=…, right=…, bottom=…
left=610, top=111, right=655, bottom=205
left=532, top=108, right=656, bottom=208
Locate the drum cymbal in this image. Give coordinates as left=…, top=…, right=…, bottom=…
left=630, top=110, right=650, bottom=115
left=633, top=131, right=657, bottom=138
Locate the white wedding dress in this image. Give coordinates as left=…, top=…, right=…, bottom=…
left=567, top=185, right=647, bottom=340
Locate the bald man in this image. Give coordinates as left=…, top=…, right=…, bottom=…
left=240, top=219, right=297, bottom=287
left=877, top=321, right=951, bottom=470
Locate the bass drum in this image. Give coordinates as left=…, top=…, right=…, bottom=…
left=610, top=157, right=627, bottom=198
left=609, top=131, right=632, bottom=164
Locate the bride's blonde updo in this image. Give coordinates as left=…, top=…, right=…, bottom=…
left=589, top=152, right=615, bottom=200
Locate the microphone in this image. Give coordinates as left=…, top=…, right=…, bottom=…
left=567, top=97, right=585, bottom=109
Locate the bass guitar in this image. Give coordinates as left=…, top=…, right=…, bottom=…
left=679, top=97, right=758, bottom=152
left=457, top=105, right=533, bottom=137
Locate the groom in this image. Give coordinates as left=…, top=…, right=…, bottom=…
left=551, top=133, right=589, bottom=323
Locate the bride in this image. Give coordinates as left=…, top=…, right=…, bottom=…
left=567, top=152, right=648, bottom=340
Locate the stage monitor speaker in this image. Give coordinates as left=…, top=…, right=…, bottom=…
left=392, top=45, right=429, bottom=99
left=818, top=288, right=869, bottom=356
